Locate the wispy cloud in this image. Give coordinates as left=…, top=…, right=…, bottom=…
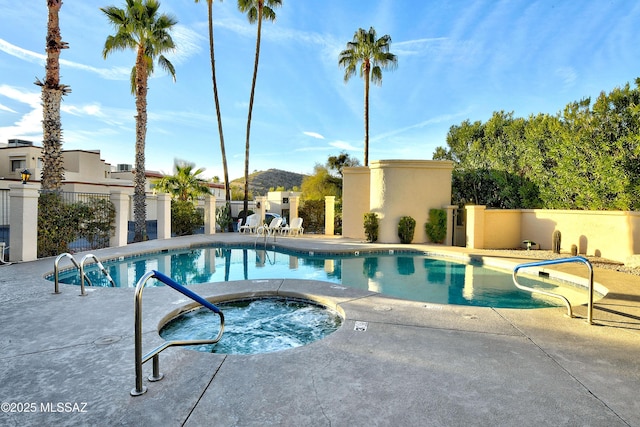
left=164, top=25, right=205, bottom=65
left=0, top=38, right=130, bottom=80
left=0, top=85, right=42, bottom=142
left=303, top=131, right=324, bottom=139
left=393, top=37, right=449, bottom=56
left=555, top=67, right=577, bottom=90
left=329, top=140, right=358, bottom=151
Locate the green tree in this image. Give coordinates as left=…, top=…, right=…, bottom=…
left=101, top=0, right=177, bottom=242
left=237, top=0, right=282, bottom=222
left=154, top=161, right=211, bottom=202
left=327, top=151, right=361, bottom=177
left=338, top=27, right=397, bottom=166
left=194, top=0, right=231, bottom=205
left=301, top=164, right=340, bottom=201
left=36, top=0, right=71, bottom=190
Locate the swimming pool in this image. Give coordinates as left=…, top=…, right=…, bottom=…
left=53, top=245, right=591, bottom=309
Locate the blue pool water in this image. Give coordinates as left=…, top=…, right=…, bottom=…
left=53, top=245, right=587, bottom=309
left=160, top=297, right=342, bottom=354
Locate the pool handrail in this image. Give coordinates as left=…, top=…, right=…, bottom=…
left=131, top=269, right=225, bottom=396
left=53, top=253, right=88, bottom=294
left=512, top=256, right=594, bottom=324
left=79, top=254, right=117, bottom=296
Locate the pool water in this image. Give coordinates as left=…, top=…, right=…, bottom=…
left=54, top=246, right=590, bottom=309
left=160, top=297, right=342, bottom=354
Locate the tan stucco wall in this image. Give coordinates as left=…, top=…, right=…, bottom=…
left=483, top=209, right=522, bottom=248
left=465, top=206, right=640, bottom=263
left=369, top=160, right=453, bottom=243
left=342, top=167, right=370, bottom=240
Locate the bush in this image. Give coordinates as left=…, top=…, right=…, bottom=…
left=398, top=216, right=416, bottom=244
left=37, top=193, right=115, bottom=257
left=363, top=212, right=379, bottom=243
left=425, top=209, right=447, bottom=243
left=171, top=200, right=203, bottom=236
left=299, top=200, right=325, bottom=234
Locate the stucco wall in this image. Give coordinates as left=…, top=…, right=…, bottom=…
left=465, top=206, right=640, bottom=263
left=342, top=167, right=370, bottom=240
left=369, top=160, right=453, bottom=243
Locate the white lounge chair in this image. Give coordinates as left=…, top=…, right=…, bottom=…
left=257, top=217, right=283, bottom=236
left=281, top=217, right=303, bottom=236
left=239, top=214, right=260, bottom=234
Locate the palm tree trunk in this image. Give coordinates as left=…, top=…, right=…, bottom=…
left=133, top=46, right=149, bottom=242
left=207, top=1, right=231, bottom=205
left=40, top=0, right=68, bottom=191
left=364, top=67, right=370, bottom=167
left=243, top=5, right=263, bottom=220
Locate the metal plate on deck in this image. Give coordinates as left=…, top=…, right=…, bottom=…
left=354, top=321, right=368, bottom=331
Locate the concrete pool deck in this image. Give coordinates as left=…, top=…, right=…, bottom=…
left=1, top=233, right=639, bottom=426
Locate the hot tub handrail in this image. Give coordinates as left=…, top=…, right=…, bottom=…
left=79, top=254, right=117, bottom=296
left=512, top=256, right=594, bottom=324
left=131, top=269, right=224, bottom=396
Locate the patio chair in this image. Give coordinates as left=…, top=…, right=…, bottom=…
left=239, top=214, right=260, bottom=234
left=281, top=217, right=304, bottom=236
left=257, top=217, right=283, bottom=236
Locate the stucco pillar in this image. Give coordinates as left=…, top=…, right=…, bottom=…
left=256, top=196, right=267, bottom=224
left=465, top=205, right=486, bottom=249
left=289, top=196, right=300, bottom=221
left=9, top=184, right=38, bottom=262
left=445, top=205, right=457, bottom=246
left=204, top=194, right=216, bottom=234
left=157, top=193, right=171, bottom=240
left=110, top=190, right=129, bottom=247
left=325, top=196, right=335, bottom=236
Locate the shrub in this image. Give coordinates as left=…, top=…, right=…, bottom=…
left=363, top=212, right=379, bottom=243
left=425, top=209, right=447, bottom=244
left=171, top=200, right=203, bottom=236
left=299, top=200, right=325, bottom=234
left=398, top=216, right=416, bottom=244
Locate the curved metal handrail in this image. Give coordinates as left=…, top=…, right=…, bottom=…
left=131, top=270, right=224, bottom=396
left=54, top=253, right=83, bottom=294
left=79, top=254, right=117, bottom=296
left=513, top=256, right=594, bottom=324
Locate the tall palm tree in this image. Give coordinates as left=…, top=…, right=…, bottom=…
left=36, top=0, right=71, bottom=191
left=338, top=27, right=397, bottom=166
left=154, top=161, right=211, bottom=202
left=194, top=0, right=231, bottom=206
left=237, top=0, right=282, bottom=222
left=101, top=0, right=177, bottom=242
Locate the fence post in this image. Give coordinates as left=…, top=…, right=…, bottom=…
left=324, top=196, right=335, bottom=236
left=9, top=184, right=39, bottom=262
left=204, top=194, right=216, bottom=234
left=157, top=193, right=171, bottom=240
left=110, top=190, right=129, bottom=247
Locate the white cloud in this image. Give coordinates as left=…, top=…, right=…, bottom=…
left=303, top=131, right=324, bottom=139
left=0, top=85, right=42, bottom=142
left=164, top=25, right=205, bottom=65
left=555, top=67, right=577, bottom=89
left=329, top=140, right=359, bottom=151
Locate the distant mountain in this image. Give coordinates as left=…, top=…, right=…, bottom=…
left=230, top=168, right=307, bottom=196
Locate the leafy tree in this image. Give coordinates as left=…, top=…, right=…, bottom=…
left=327, top=151, right=361, bottom=177
left=101, top=0, right=177, bottom=242
left=339, top=27, right=397, bottom=166
left=36, top=0, right=71, bottom=190
left=237, top=0, right=282, bottom=223
left=154, top=161, right=211, bottom=202
left=194, top=0, right=231, bottom=205
left=300, top=164, right=340, bottom=201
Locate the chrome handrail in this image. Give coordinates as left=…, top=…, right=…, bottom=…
left=512, top=256, right=594, bottom=324
left=54, top=253, right=84, bottom=294
left=79, top=254, right=117, bottom=296
left=131, top=270, right=224, bottom=396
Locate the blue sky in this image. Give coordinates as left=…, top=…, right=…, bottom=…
left=1, top=0, right=640, bottom=181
